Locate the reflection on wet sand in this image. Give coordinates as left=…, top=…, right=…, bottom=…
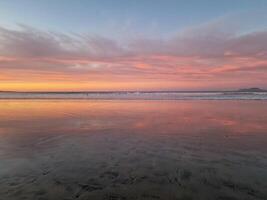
left=0, top=100, right=267, bottom=200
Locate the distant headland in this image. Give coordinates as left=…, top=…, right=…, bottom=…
left=237, top=88, right=267, bottom=92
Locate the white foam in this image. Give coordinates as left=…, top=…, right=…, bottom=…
left=1, top=91, right=267, bottom=100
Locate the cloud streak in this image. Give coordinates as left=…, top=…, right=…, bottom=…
left=0, top=14, right=267, bottom=91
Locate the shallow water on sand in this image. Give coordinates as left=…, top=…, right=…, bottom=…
left=0, top=100, right=267, bottom=200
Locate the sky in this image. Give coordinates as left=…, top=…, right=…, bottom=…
left=0, top=0, right=267, bottom=91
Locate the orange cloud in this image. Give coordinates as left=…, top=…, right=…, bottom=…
left=0, top=23, right=267, bottom=91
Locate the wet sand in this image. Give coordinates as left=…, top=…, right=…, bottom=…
left=0, top=100, right=267, bottom=200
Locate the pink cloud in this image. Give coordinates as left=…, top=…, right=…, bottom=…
left=0, top=17, right=267, bottom=90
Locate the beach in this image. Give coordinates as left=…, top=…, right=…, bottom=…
left=0, top=100, right=267, bottom=200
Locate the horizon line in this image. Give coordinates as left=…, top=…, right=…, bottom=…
left=1, top=88, right=266, bottom=93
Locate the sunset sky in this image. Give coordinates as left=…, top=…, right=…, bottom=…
left=0, top=0, right=267, bottom=91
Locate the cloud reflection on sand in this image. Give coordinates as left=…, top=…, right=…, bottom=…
left=0, top=100, right=267, bottom=199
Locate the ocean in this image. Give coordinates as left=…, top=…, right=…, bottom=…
left=1, top=91, right=267, bottom=100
